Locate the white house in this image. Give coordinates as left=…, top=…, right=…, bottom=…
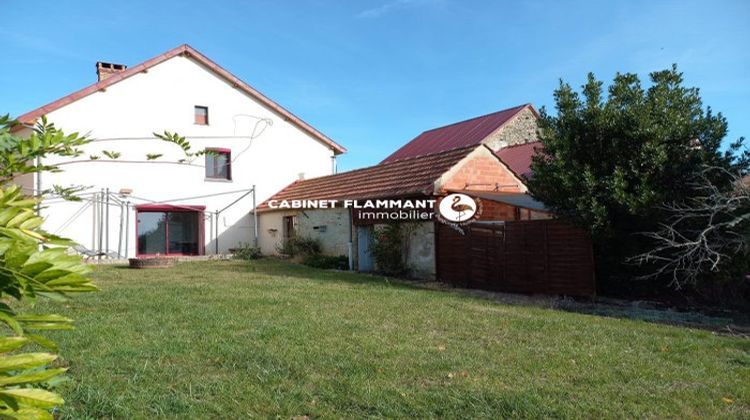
left=13, top=44, right=346, bottom=258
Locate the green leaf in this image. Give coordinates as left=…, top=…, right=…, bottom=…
left=6, top=211, right=35, bottom=228
left=31, top=292, right=68, bottom=302
left=44, top=273, right=90, bottom=287
left=0, top=353, right=57, bottom=373
left=14, top=315, right=72, bottom=324
left=18, top=218, right=43, bottom=231
left=0, top=337, right=29, bottom=353
left=0, top=388, right=64, bottom=409
left=19, top=323, right=74, bottom=331
left=19, top=262, right=53, bottom=278
left=101, top=150, right=121, bottom=159
left=0, top=367, right=67, bottom=386
left=0, top=312, right=23, bottom=335
left=0, top=406, right=54, bottom=420
left=24, top=335, right=57, bottom=352
left=0, top=368, right=67, bottom=388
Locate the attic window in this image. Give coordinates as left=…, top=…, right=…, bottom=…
left=195, top=106, right=209, bottom=125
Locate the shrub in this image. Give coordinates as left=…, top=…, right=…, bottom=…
left=303, top=254, right=349, bottom=270
left=370, top=223, right=416, bottom=277
left=233, top=242, right=262, bottom=260
left=276, top=236, right=321, bottom=257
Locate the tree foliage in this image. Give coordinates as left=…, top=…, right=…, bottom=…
left=0, top=116, right=97, bottom=418
left=0, top=116, right=89, bottom=186
left=528, top=66, right=749, bottom=290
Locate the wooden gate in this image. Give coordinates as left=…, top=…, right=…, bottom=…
left=436, top=220, right=595, bottom=296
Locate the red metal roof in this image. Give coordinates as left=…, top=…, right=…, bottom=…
left=258, top=146, right=477, bottom=210
left=494, top=141, right=543, bottom=179
left=14, top=44, right=346, bottom=154
left=381, top=104, right=536, bottom=163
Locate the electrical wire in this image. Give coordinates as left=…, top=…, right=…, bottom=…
left=231, top=115, right=273, bottom=163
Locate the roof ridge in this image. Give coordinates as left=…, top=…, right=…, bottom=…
left=496, top=140, right=543, bottom=151
left=13, top=44, right=346, bottom=154
left=277, top=144, right=478, bottom=186
left=379, top=144, right=477, bottom=164
left=418, top=103, right=529, bottom=135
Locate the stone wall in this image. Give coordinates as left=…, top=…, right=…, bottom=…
left=483, top=107, right=540, bottom=150
left=258, top=208, right=351, bottom=256
left=257, top=210, right=295, bottom=255
left=295, top=208, right=351, bottom=256
left=405, top=222, right=436, bottom=279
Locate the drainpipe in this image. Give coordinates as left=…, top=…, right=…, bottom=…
left=252, top=185, right=258, bottom=248
left=117, top=200, right=125, bottom=258
left=215, top=210, right=220, bottom=254
left=331, top=150, right=337, bottom=174
left=124, top=202, right=130, bottom=259
left=98, top=188, right=104, bottom=260
left=347, top=207, right=353, bottom=271
left=92, top=193, right=97, bottom=251
left=105, top=188, right=110, bottom=258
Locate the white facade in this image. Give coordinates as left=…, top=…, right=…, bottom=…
left=23, top=52, right=342, bottom=257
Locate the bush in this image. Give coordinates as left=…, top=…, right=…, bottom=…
left=276, top=236, right=321, bottom=257
left=303, top=254, right=349, bottom=270
left=233, top=243, right=262, bottom=260
left=370, top=223, right=415, bottom=277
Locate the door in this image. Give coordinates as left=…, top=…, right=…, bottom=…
left=168, top=212, right=201, bottom=255
left=283, top=215, right=297, bottom=240
left=137, top=212, right=167, bottom=255
left=357, top=225, right=374, bottom=272
left=136, top=206, right=204, bottom=256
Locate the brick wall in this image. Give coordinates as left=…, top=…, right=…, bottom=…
left=439, top=152, right=525, bottom=193
left=477, top=200, right=518, bottom=221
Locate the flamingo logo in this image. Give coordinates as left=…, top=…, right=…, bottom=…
left=438, top=193, right=479, bottom=223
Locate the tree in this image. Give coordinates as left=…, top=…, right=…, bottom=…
left=0, top=115, right=97, bottom=419
left=631, top=168, right=749, bottom=293
left=528, top=66, right=749, bottom=292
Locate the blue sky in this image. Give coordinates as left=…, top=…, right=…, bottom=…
left=1, top=0, right=748, bottom=171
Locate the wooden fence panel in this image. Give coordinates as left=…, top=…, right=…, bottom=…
left=436, top=219, right=595, bottom=296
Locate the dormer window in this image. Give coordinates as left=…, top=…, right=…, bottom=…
left=195, top=106, right=209, bottom=125
left=205, top=148, right=231, bottom=181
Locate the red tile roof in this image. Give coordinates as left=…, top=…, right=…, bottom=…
left=258, top=146, right=477, bottom=210
left=13, top=44, right=346, bottom=154
left=381, top=104, right=536, bottom=163
left=494, top=141, right=543, bottom=179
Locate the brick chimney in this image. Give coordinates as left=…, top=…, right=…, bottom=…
left=96, top=61, right=127, bottom=81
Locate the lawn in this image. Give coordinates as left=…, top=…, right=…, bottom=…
left=18, top=260, right=749, bottom=418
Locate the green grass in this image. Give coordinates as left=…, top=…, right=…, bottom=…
left=17, top=260, right=750, bottom=418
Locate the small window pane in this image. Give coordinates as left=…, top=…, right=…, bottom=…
left=205, top=149, right=231, bottom=180
left=195, top=106, right=208, bottom=125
